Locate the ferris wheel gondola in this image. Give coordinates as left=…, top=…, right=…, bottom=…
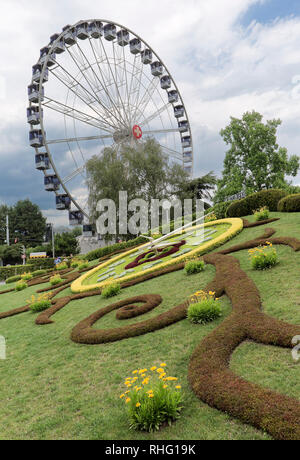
left=27, top=19, right=194, bottom=227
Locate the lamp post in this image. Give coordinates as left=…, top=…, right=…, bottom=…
left=6, top=215, right=9, bottom=246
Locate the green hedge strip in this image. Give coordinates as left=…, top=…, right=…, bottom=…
left=226, top=189, right=288, bottom=217
left=0, top=258, right=55, bottom=281
left=278, top=194, right=300, bottom=212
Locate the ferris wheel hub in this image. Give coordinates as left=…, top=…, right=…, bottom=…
left=113, top=128, right=131, bottom=144
left=133, top=125, right=143, bottom=140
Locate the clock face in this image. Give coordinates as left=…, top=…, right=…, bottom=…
left=71, top=219, right=243, bottom=294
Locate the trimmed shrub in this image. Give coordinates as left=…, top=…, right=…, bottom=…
left=120, top=364, right=183, bottom=432
left=227, top=189, right=288, bottom=217
left=278, top=194, right=300, bottom=212
left=27, top=258, right=55, bottom=270
left=78, top=262, right=89, bottom=270
left=254, top=206, right=270, bottom=222
left=101, top=282, right=121, bottom=299
left=5, top=275, right=22, bottom=284
left=15, top=281, right=28, bottom=291
left=184, top=260, right=205, bottom=275
left=32, top=269, right=48, bottom=277
left=84, top=237, right=148, bottom=262
left=0, top=265, right=38, bottom=281
left=188, top=291, right=222, bottom=324
left=21, top=273, right=33, bottom=281
left=207, top=202, right=231, bottom=220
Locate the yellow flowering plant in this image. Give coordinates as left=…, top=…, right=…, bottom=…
left=253, top=206, right=270, bottom=222
left=101, top=281, right=121, bottom=299
left=21, top=272, right=33, bottom=281
left=50, top=274, right=63, bottom=286
left=27, top=293, right=52, bottom=313
left=248, top=242, right=278, bottom=270
left=55, top=262, right=68, bottom=271
left=187, top=291, right=222, bottom=324
left=120, top=363, right=183, bottom=432
left=205, top=213, right=217, bottom=223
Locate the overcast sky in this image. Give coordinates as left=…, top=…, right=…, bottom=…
left=1, top=0, right=300, bottom=226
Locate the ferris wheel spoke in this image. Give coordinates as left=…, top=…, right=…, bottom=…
left=139, top=102, right=170, bottom=127
left=65, top=45, right=125, bottom=129
left=42, top=97, right=113, bottom=134
left=127, top=55, right=143, bottom=124
left=111, top=41, right=131, bottom=126
left=98, top=36, right=131, bottom=128
left=46, top=134, right=113, bottom=145
left=159, top=144, right=183, bottom=161
left=89, top=39, right=126, bottom=126
left=73, top=41, right=128, bottom=128
left=50, top=64, right=117, bottom=131
left=63, top=165, right=86, bottom=184
left=143, top=128, right=179, bottom=135
left=134, top=78, right=160, bottom=122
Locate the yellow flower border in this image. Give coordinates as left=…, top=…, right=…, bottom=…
left=71, top=218, right=243, bottom=294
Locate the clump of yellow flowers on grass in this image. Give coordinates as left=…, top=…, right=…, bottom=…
left=120, top=363, right=183, bottom=432
left=248, top=242, right=278, bottom=270
left=27, top=293, right=53, bottom=313
left=187, top=290, right=222, bottom=324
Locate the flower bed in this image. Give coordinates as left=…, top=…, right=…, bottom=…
left=71, top=219, right=243, bottom=294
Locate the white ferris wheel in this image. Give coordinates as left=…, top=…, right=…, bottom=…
left=27, top=20, right=194, bottom=232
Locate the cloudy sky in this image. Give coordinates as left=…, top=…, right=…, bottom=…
left=1, top=0, right=300, bottom=226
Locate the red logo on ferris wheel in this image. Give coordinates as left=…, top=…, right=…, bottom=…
left=133, top=125, right=143, bottom=140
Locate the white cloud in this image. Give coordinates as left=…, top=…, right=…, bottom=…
left=1, top=0, right=300, bottom=226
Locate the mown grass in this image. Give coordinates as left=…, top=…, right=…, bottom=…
left=0, top=212, right=299, bottom=440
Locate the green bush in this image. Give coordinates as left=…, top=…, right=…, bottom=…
left=27, top=258, right=55, bottom=270
left=29, top=300, right=51, bottom=313
left=227, top=189, right=288, bottom=217
left=120, top=365, right=183, bottom=432
left=254, top=207, right=270, bottom=222
left=50, top=275, right=63, bottom=286
left=55, top=262, right=68, bottom=271
left=249, top=244, right=278, bottom=270
left=278, top=194, right=300, bottom=212
left=207, top=202, right=231, bottom=219
left=15, top=281, right=28, bottom=292
left=78, top=263, right=89, bottom=270
left=84, top=237, right=148, bottom=262
left=102, top=282, right=121, bottom=299
left=32, top=269, right=48, bottom=277
left=184, top=260, right=205, bottom=275
left=188, top=292, right=222, bottom=324
left=0, top=265, right=39, bottom=281
left=21, top=273, right=33, bottom=281
left=5, top=275, right=22, bottom=284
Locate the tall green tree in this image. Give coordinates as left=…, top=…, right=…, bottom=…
left=0, top=205, right=10, bottom=244
left=180, top=172, right=217, bottom=204
left=86, top=139, right=189, bottom=239
left=9, top=200, right=46, bottom=247
left=47, top=231, right=79, bottom=257
left=215, top=111, right=300, bottom=203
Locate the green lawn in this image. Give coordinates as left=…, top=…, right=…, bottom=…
left=0, top=212, right=299, bottom=440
